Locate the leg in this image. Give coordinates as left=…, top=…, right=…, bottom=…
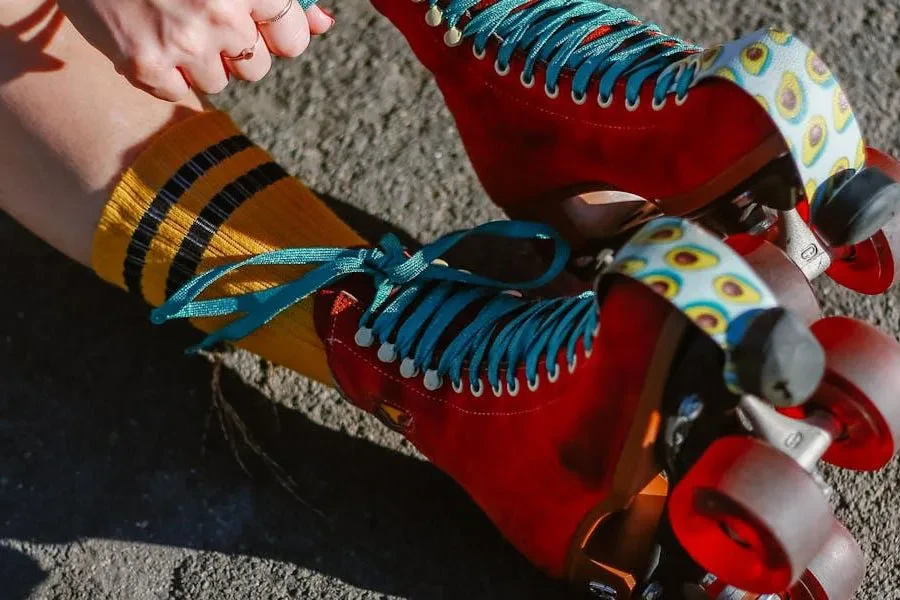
left=0, top=0, right=204, bottom=265
left=0, top=0, right=364, bottom=384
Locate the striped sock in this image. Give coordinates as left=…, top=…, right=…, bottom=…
left=92, top=110, right=365, bottom=384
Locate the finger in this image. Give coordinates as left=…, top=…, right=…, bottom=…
left=305, top=6, right=335, bottom=36
left=182, top=54, right=231, bottom=95
left=252, top=0, right=311, bottom=58
left=115, top=57, right=191, bottom=102
left=224, top=28, right=273, bottom=82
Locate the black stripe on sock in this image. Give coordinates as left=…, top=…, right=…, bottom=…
left=164, top=161, right=288, bottom=299
left=122, top=135, right=253, bottom=295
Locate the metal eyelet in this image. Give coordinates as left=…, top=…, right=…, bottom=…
left=598, top=92, right=614, bottom=108
left=544, top=84, right=559, bottom=99
left=584, top=344, right=593, bottom=359
left=507, top=377, right=520, bottom=397
left=625, top=96, right=641, bottom=112
left=571, top=90, right=587, bottom=105
left=354, top=327, right=374, bottom=348
left=651, top=96, right=667, bottom=111
left=527, top=375, right=540, bottom=392
left=377, top=342, right=397, bottom=363
left=675, top=92, right=689, bottom=106
left=444, top=26, right=462, bottom=47
left=399, top=357, right=419, bottom=379
left=547, top=365, right=560, bottom=383
left=425, top=5, right=443, bottom=26
left=424, top=369, right=443, bottom=391
left=473, top=45, right=486, bottom=60
left=471, top=379, right=484, bottom=397
left=520, top=72, right=535, bottom=89
left=452, top=379, right=464, bottom=393
left=494, top=61, right=510, bottom=76
left=491, top=381, right=503, bottom=397
left=568, top=354, right=578, bottom=374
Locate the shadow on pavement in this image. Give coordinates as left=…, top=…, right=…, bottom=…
left=0, top=210, right=573, bottom=600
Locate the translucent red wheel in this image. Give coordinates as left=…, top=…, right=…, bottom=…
left=825, top=148, right=900, bottom=295
left=787, top=317, right=900, bottom=471
left=784, top=519, right=865, bottom=600
left=726, top=234, right=822, bottom=324
left=668, top=436, right=832, bottom=593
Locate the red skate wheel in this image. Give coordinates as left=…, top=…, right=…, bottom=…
left=792, top=317, right=900, bottom=470
left=785, top=519, right=865, bottom=600
left=867, top=147, right=900, bottom=181
left=825, top=148, right=900, bottom=295
left=727, top=234, right=822, bottom=324
left=668, top=436, right=832, bottom=594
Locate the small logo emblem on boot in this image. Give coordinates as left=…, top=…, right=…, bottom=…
left=374, top=402, right=413, bottom=433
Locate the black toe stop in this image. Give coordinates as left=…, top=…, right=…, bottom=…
left=815, top=167, right=900, bottom=248
left=730, top=307, right=826, bottom=407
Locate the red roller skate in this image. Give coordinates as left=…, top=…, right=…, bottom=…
left=153, top=216, right=900, bottom=599
left=367, top=1, right=900, bottom=296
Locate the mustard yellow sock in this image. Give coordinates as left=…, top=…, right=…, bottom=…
left=92, top=110, right=366, bottom=385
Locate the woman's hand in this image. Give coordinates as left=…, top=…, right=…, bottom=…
left=57, top=0, right=334, bottom=101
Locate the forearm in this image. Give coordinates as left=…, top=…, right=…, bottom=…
left=0, top=0, right=203, bottom=265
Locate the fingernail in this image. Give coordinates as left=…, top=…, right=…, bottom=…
left=320, top=7, right=334, bottom=20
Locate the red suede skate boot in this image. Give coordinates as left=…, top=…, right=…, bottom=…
left=152, top=216, right=900, bottom=598
left=371, top=1, right=900, bottom=296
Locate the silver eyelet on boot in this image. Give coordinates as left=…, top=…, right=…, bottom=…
left=452, top=379, right=464, bottom=393
left=444, top=26, right=463, bottom=47
left=571, top=90, right=587, bottom=105
left=598, top=92, right=614, bottom=108
left=425, top=5, right=443, bottom=26
left=651, top=96, right=667, bottom=111
left=471, top=379, right=484, bottom=397
left=400, top=357, right=419, bottom=379
left=354, top=327, right=374, bottom=348
left=547, top=364, right=560, bottom=383
left=377, top=342, right=397, bottom=363
left=568, top=354, right=578, bottom=374
left=494, top=60, right=510, bottom=76
left=527, top=375, right=540, bottom=392
left=473, top=45, right=486, bottom=60
left=424, top=369, right=443, bottom=391
left=544, top=84, right=559, bottom=99
left=625, top=96, right=640, bottom=112
left=507, top=377, right=520, bottom=397
left=520, top=72, right=535, bottom=88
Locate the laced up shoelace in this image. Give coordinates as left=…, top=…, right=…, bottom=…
left=151, top=221, right=599, bottom=395
left=434, top=0, right=703, bottom=106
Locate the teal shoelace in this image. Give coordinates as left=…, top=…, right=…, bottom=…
left=151, top=221, right=598, bottom=395
left=435, top=0, right=702, bottom=105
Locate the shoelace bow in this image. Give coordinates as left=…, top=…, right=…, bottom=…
left=151, top=221, right=598, bottom=394
left=436, top=0, right=702, bottom=104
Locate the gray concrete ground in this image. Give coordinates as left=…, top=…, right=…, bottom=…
left=2, top=1, right=900, bottom=598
